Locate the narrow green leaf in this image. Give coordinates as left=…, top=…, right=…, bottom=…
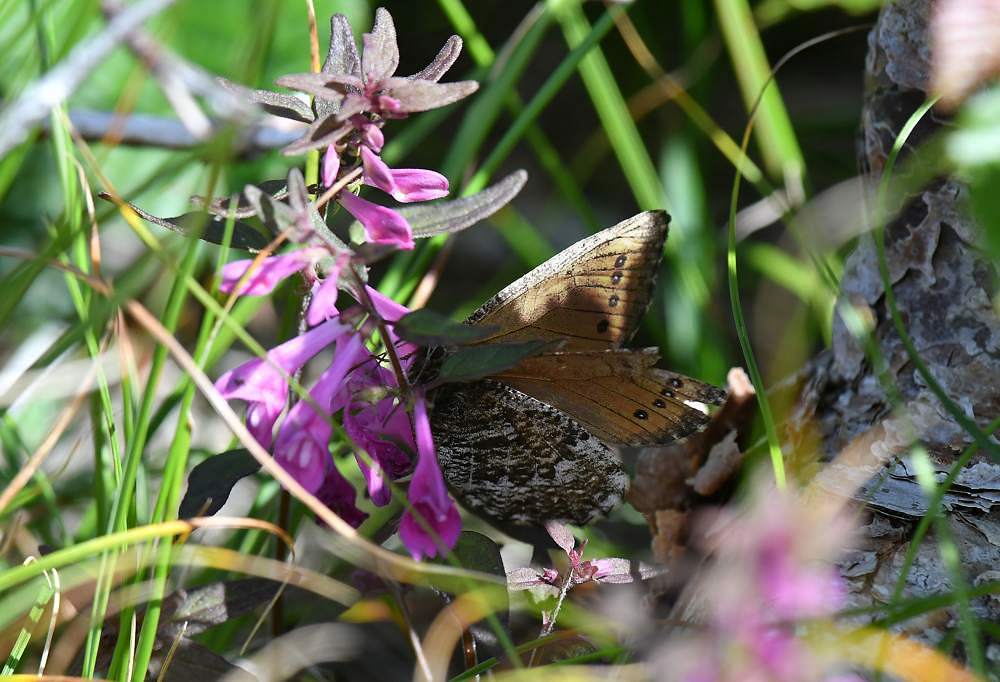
left=394, top=309, right=498, bottom=347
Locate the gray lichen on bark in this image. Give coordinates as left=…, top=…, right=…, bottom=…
left=793, top=0, right=1000, bottom=660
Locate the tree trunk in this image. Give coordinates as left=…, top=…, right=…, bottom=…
left=793, top=0, right=1000, bottom=661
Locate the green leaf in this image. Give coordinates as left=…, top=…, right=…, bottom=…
left=437, top=340, right=552, bottom=383
left=178, top=449, right=261, bottom=519
left=967, top=163, right=1000, bottom=260
left=452, top=530, right=505, bottom=578
left=98, top=193, right=270, bottom=252
left=160, top=578, right=280, bottom=639
left=394, top=309, right=497, bottom=347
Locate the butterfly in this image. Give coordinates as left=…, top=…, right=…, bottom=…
left=420, top=210, right=725, bottom=526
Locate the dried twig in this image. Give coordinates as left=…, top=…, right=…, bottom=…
left=0, top=0, right=178, bottom=156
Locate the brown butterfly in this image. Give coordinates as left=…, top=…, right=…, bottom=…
left=423, top=210, right=725, bottom=526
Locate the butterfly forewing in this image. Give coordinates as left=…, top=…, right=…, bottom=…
left=493, top=349, right=726, bottom=446
left=465, top=211, right=668, bottom=349
left=426, top=209, right=726, bottom=526
left=430, top=380, right=629, bottom=525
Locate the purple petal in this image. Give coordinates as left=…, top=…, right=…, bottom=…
left=316, top=464, right=368, bottom=528
left=275, top=430, right=328, bottom=493
left=305, top=253, right=349, bottom=327
left=360, top=146, right=396, bottom=196
left=322, top=144, right=341, bottom=188
left=399, top=392, right=460, bottom=560
left=338, top=191, right=414, bottom=249
left=273, top=333, right=368, bottom=492
left=219, top=252, right=315, bottom=296
left=383, top=168, right=448, bottom=203
left=350, top=115, right=384, bottom=152
left=214, top=317, right=349, bottom=407
left=360, top=147, right=448, bottom=203
left=245, top=401, right=281, bottom=450
left=364, top=285, right=418, bottom=360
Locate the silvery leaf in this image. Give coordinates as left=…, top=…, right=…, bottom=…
left=361, top=7, right=399, bottom=84
left=216, top=77, right=314, bottom=123
left=382, top=77, right=478, bottom=113
left=97, top=193, right=270, bottom=251
left=323, top=13, right=361, bottom=80
left=281, top=113, right=352, bottom=156
left=190, top=179, right=288, bottom=219
left=356, top=170, right=526, bottom=239
left=408, top=36, right=463, bottom=82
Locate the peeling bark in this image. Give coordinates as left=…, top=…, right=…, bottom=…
left=793, top=0, right=1000, bottom=661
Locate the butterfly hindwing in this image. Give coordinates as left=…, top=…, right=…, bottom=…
left=429, top=379, right=629, bottom=525
left=465, top=211, right=668, bottom=350
left=493, top=349, right=726, bottom=447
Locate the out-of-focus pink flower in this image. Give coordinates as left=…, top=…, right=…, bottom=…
left=338, top=190, right=414, bottom=250
left=219, top=249, right=323, bottom=296
left=305, top=251, right=350, bottom=327
left=343, top=365, right=415, bottom=506
left=316, top=461, right=368, bottom=528
left=274, top=332, right=366, bottom=493
left=214, top=318, right=350, bottom=448
left=360, top=147, right=449, bottom=203
left=654, top=481, right=856, bottom=682
left=398, top=392, right=460, bottom=560
left=322, top=144, right=341, bottom=188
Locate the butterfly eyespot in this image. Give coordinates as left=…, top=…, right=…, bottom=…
left=611, top=271, right=623, bottom=284
left=608, top=294, right=619, bottom=307
left=633, top=409, right=648, bottom=419
left=596, top=319, right=610, bottom=333
left=670, top=378, right=683, bottom=388
left=614, top=255, right=627, bottom=267
left=661, top=388, right=675, bottom=397
left=653, top=398, right=666, bottom=408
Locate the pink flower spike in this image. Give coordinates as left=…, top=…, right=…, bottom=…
left=214, top=317, right=351, bottom=449
left=273, top=332, right=367, bottom=493
left=219, top=251, right=317, bottom=296
left=322, top=144, right=341, bottom=188
left=338, top=190, right=414, bottom=249
left=360, top=147, right=448, bottom=203
left=399, top=391, right=460, bottom=560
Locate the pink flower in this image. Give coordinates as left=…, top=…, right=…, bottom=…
left=343, top=364, right=415, bottom=506
left=322, top=144, right=341, bottom=188
left=360, top=147, right=449, bottom=203
left=305, top=251, right=350, bottom=327
left=214, top=318, right=350, bottom=448
left=316, top=462, right=368, bottom=528
left=273, top=332, right=366, bottom=493
left=350, top=115, right=384, bottom=152
left=219, top=250, right=324, bottom=296
left=398, top=391, right=460, bottom=560
left=364, top=285, right=418, bottom=361
left=338, top=190, right=414, bottom=250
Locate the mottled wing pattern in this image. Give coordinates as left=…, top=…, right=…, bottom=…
left=430, top=380, right=629, bottom=526
left=493, top=348, right=726, bottom=446
left=465, top=211, right=668, bottom=350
